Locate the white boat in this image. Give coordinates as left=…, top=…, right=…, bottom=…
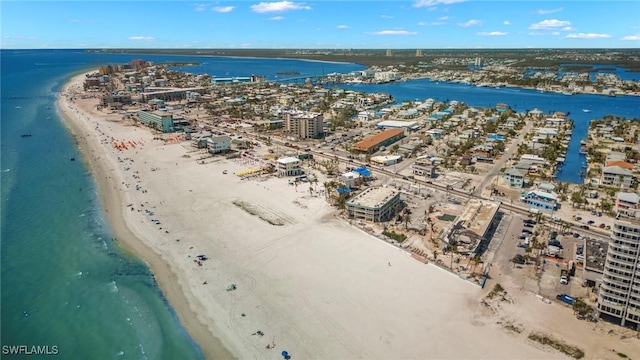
left=583, top=109, right=591, bottom=113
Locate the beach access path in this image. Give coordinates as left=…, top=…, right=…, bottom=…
left=57, top=72, right=638, bottom=360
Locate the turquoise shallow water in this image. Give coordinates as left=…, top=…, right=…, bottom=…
left=1, top=50, right=203, bottom=359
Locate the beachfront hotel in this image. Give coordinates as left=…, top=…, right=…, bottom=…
left=345, top=186, right=402, bottom=222
left=283, top=110, right=323, bottom=139
left=597, top=207, right=640, bottom=328
left=137, top=110, right=174, bottom=133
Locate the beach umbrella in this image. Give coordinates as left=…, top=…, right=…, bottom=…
left=281, top=350, right=288, bottom=358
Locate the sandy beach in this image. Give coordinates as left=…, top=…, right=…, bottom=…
left=58, top=72, right=640, bottom=360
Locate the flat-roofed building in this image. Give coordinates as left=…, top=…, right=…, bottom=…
left=375, top=120, right=418, bottom=130
left=276, top=157, right=302, bottom=176
left=283, top=110, right=323, bottom=139
left=137, top=110, right=174, bottom=133
left=352, top=128, right=404, bottom=153
left=346, top=186, right=402, bottom=222
left=597, top=208, right=640, bottom=327
left=446, top=199, right=500, bottom=255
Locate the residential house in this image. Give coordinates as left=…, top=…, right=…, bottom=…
left=276, top=157, right=302, bottom=176
left=615, top=192, right=640, bottom=217
left=522, top=190, right=557, bottom=210
left=207, top=135, right=231, bottom=154
left=412, top=164, right=436, bottom=178
left=503, top=167, right=526, bottom=188
left=601, top=165, right=635, bottom=189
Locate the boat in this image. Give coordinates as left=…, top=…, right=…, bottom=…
left=20, top=134, right=32, bottom=137
left=583, top=109, right=591, bottom=113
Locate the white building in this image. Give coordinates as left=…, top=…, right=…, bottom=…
left=339, top=171, right=361, bottom=188
left=374, top=71, right=400, bottom=82
left=370, top=155, right=402, bottom=166
left=276, top=157, right=302, bottom=176
left=207, top=135, right=231, bottom=154
left=597, top=208, right=640, bottom=327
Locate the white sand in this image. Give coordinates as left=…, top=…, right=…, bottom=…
left=58, top=72, right=639, bottom=360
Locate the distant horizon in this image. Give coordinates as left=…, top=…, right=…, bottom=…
left=3, top=47, right=639, bottom=51
left=2, top=1, right=639, bottom=49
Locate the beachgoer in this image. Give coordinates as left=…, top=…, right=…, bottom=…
left=388, top=262, right=392, bottom=266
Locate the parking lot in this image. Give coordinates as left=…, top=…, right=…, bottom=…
left=490, top=213, right=606, bottom=301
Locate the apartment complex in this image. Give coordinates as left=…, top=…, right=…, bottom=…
left=597, top=208, right=640, bottom=327
left=283, top=110, right=323, bottom=139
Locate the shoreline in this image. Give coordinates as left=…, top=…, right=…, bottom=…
left=57, top=73, right=234, bottom=359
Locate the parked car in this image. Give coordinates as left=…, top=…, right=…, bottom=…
left=549, top=240, right=563, bottom=249
left=599, top=223, right=606, bottom=228
left=524, top=223, right=534, bottom=228
left=522, top=229, right=533, bottom=235
left=512, top=254, right=526, bottom=265
left=518, top=235, right=527, bottom=240
left=587, top=220, right=595, bottom=225
left=580, top=225, right=590, bottom=229
left=573, top=233, right=581, bottom=238
left=574, top=216, right=582, bottom=221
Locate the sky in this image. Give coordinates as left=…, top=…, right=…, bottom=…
left=2, top=1, right=639, bottom=49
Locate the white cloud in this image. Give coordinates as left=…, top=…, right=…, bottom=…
left=413, top=0, right=465, bottom=8
left=477, top=31, right=507, bottom=36
left=529, top=19, right=571, bottom=30
left=418, top=21, right=445, bottom=26
left=503, top=20, right=511, bottom=25
left=565, top=33, right=611, bottom=39
left=337, top=25, right=350, bottom=29
left=458, top=19, right=482, bottom=27
left=250, top=1, right=311, bottom=13
left=381, top=15, right=393, bottom=19
left=270, top=16, right=284, bottom=20
left=368, top=30, right=418, bottom=35
left=212, top=6, right=234, bottom=13
left=438, top=16, right=450, bottom=21
left=536, top=7, right=563, bottom=15
left=622, top=34, right=640, bottom=41
left=129, top=36, right=155, bottom=41
left=193, top=4, right=207, bottom=12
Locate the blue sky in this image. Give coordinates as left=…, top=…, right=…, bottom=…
left=2, top=1, right=639, bottom=49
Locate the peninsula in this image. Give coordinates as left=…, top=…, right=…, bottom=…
left=58, top=57, right=640, bottom=360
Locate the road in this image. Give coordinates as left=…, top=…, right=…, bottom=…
left=473, top=120, right=535, bottom=197
left=249, top=131, right=610, bottom=240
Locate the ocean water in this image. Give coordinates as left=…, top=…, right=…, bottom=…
left=0, top=50, right=363, bottom=359
left=2, top=50, right=638, bottom=359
